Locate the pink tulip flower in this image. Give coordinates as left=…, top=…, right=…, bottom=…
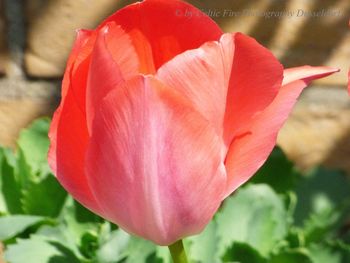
left=48, top=0, right=339, bottom=246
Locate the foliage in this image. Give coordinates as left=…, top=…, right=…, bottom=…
left=0, top=118, right=349, bottom=262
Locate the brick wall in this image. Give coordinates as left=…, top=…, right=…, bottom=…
left=0, top=0, right=7, bottom=76
left=0, top=0, right=349, bottom=172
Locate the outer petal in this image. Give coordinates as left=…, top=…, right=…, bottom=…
left=86, top=22, right=139, bottom=130
left=85, top=75, right=226, bottom=245
left=283, top=65, right=340, bottom=86
left=224, top=66, right=339, bottom=197
left=61, top=29, right=94, bottom=102
left=66, top=30, right=97, bottom=117
left=223, top=33, right=283, bottom=145
left=157, top=33, right=283, bottom=147
left=101, top=0, right=223, bottom=71
left=48, top=30, right=101, bottom=213
left=48, top=83, right=101, bottom=214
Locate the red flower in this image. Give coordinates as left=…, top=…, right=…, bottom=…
left=48, top=0, right=339, bottom=245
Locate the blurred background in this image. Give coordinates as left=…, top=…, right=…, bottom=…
left=0, top=0, right=349, bottom=171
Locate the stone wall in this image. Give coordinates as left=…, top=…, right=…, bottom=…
left=0, top=0, right=349, bottom=173
left=0, top=0, right=8, bottom=76
left=25, top=0, right=134, bottom=77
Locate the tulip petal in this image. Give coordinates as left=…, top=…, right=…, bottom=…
left=156, top=36, right=233, bottom=135
left=283, top=65, right=340, bottom=86
left=48, top=84, right=102, bottom=214
left=61, top=29, right=94, bottom=102
left=157, top=33, right=284, bottom=146
left=223, top=33, right=284, bottom=145
left=224, top=67, right=339, bottom=198
left=86, top=22, right=139, bottom=130
left=86, top=75, right=226, bottom=245
left=64, top=30, right=98, bottom=118
left=48, top=29, right=102, bottom=214
left=102, top=0, right=223, bottom=70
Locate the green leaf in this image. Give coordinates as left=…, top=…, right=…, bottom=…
left=222, top=242, right=267, bottom=263
left=36, top=197, right=102, bottom=260
left=270, top=249, right=312, bottom=263
left=216, top=184, right=288, bottom=257
left=294, top=168, right=350, bottom=225
left=285, top=227, right=306, bottom=248
left=308, top=243, right=342, bottom=263
left=16, top=148, right=33, bottom=188
left=59, top=197, right=100, bottom=241
left=122, top=237, right=156, bottom=263
left=0, top=147, right=7, bottom=213
left=251, top=147, right=301, bottom=193
left=285, top=191, right=298, bottom=224
left=187, top=221, right=220, bottom=263
left=5, top=235, right=80, bottom=263
left=294, top=168, right=350, bottom=243
left=21, top=175, right=67, bottom=217
left=334, top=241, right=350, bottom=262
left=97, top=229, right=130, bottom=263
left=80, top=231, right=99, bottom=259
left=1, top=155, right=23, bottom=214
left=17, top=118, right=51, bottom=177
left=303, top=209, right=342, bottom=244
left=2, top=147, right=16, bottom=167
left=0, top=215, right=44, bottom=240
left=155, top=246, right=172, bottom=263
left=36, top=225, right=82, bottom=258
left=74, top=201, right=103, bottom=223
left=145, top=253, right=164, bottom=263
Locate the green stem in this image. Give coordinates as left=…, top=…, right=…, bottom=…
left=168, top=239, right=189, bottom=263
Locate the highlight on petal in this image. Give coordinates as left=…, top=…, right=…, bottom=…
left=157, top=32, right=284, bottom=146
left=101, top=0, right=223, bottom=70
left=86, top=22, right=139, bottom=130
left=104, top=22, right=140, bottom=79
left=224, top=66, right=339, bottom=198
left=85, top=75, right=226, bottom=245
left=156, top=34, right=234, bottom=135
